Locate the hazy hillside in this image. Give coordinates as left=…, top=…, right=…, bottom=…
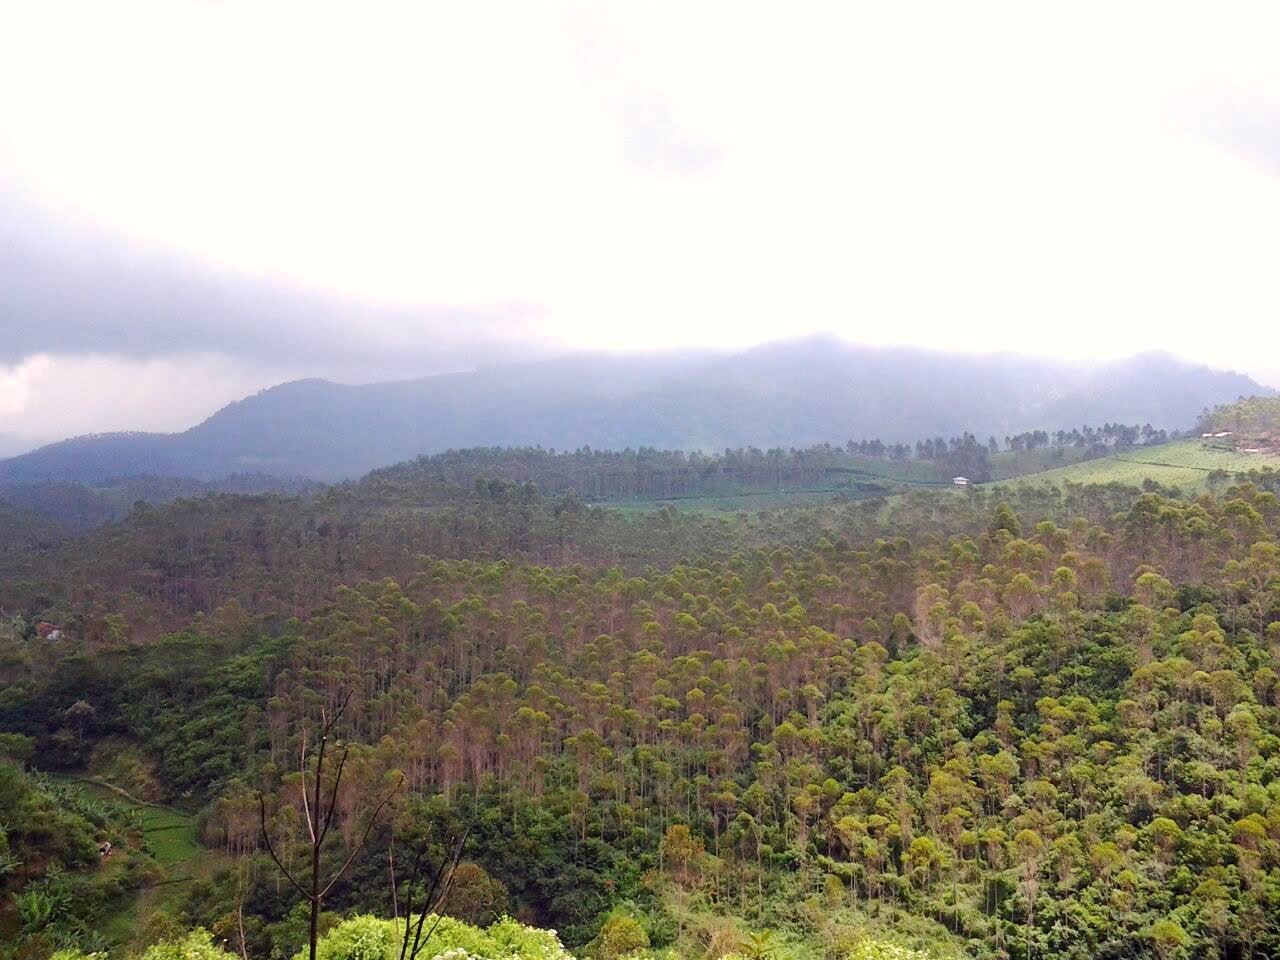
left=1, top=339, right=1269, bottom=482
left=0, top=472, right=322, bottom=531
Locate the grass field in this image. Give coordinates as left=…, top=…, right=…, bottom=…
left=989, top=446, right=1093, bottom=480
left=602, top=440, right=1278, bottom=513
left=57, top=775, right=201, bottom=864
left=609, top=455, right=952, bottom=514
left=51, top=773, right=208, bottom=949
left=997, top=439, right=1274, bottom=492
left=836, top=454, right=946, bottom=483
left=612, top=488, right=858, bottom=514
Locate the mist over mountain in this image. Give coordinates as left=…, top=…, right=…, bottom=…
left=1, top=339, right=1269, bottom=484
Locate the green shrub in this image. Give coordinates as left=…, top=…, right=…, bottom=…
left=845, top=940, right=934, bottom=960
left=596, top=913, right=650, bottom=960
left=438, top=862, right=510, bottom=927
left=301, top=914, right=574, bottom=960
left=309, top=915, right=397, bottom=960
left=137, top=929, right=238, bottom=960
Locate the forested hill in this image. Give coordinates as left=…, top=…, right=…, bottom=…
left=4, top=398, right=1280, bottom=959
left=1, top=340, right=1269, bottom=482
left=0, top=473, right=323, bottom=532
left=3, top=446, right=1280, bottom=958
left=13, top=434, right=1276, bottom=640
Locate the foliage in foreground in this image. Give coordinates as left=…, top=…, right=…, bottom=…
left=0, top=757, right=156, bottom=956
left=303, top=914, right=574, bottom=960
left=53, top=929, right=236, bottom=960
left=45, top=912, right=941, bottom=960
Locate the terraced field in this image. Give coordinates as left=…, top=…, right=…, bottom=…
left=48, top=774, right=209, bottom=948
left=56, top=775, right=200, bottom=864
left=602, top=440, right=1278, bottom=512
left=988, top=446, right=1093, bottom=480
left=607, top=456, right=951, bottom=513
left=997, top=438, right=1275, bottom=492
left=611, top=487, right=861, bottom=514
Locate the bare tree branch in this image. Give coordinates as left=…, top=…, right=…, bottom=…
left=260, top=688, right=393, bottom=960
left=300, top=737, right=316, bottom=844
left=405, top=827, right=471, bottom=960
left=406, top=847, right=450, bottom=960
left=310, top=727, right=328, bottom=839
left=399, top=845, right=426, bottom=960
left=320, top=776, right=404, bottom=899
left=257, top=793, right=308, bottom=898
left=318, top=745, right=350, bottom=847
left=389, top=845, right=399, bottom=921
left=324, top=690, right=353, bottom=737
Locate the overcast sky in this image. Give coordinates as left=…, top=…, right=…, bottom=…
left=2, top=1, right=1280, bottom=454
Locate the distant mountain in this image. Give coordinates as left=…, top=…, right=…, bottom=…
left=1, top=339, right=1271, bottom=483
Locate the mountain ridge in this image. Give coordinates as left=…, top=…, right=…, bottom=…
left=1, top=338, right=1271, bottom=483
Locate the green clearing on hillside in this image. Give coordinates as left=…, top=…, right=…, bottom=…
left=833, top=455, right=945, bottom=483
left=611, top=488, right=854, bottom=514
left=988, top=445, right=1092, bottom=479
left=609, top=448, right=1134, bottom=513
left=53, top=775, right=200, bottom=865
left=610, top=456, right=951, bottom=513
left=40, top=774, right=208, bottom=949
left=998, top=438, right=1273, bottom=491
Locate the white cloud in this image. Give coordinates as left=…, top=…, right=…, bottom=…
left=0, top=356, right=53, bottom=419
left=0, top=0, right=1278, bottom=446
left=0, top=354, right=304, bottom=454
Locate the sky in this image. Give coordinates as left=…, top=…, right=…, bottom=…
left=2, top=1, right=1280, bottom=454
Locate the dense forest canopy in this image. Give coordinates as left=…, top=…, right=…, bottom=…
left=3, top=398, right=1280, bottom=960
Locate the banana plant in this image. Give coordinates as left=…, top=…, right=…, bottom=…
left=0, top=850, right=22, bottom=879
left=16, top=887, right=58, bottom=932
left=743, top=929, right=778, bottom=960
